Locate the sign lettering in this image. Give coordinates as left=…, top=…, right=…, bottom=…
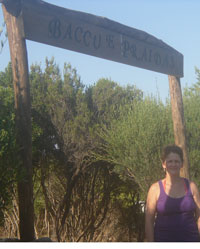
left=22, top=0, right=183, bottom=77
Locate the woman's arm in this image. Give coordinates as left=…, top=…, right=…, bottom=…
left=190, top=181, right=200, bottom=234
left=145, top=182, right=159, bottom=242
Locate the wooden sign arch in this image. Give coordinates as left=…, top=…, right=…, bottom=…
left=1, top=0, right=189, bottom=241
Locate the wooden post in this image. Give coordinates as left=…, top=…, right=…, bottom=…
left=168, top=75, right=190, bottom=179
left=2, top=0, right=35, bottom=241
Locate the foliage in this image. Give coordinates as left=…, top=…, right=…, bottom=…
left=0, top=63, right=16, bottom=224
left=183, top=67, right=200, bottom=186
left=87, top=78, right=143, bottom=124
left=28, top=58, right=109, bottom=241
left=94, top=96, right=174, bottom=198
left=1, top=57, right=200, bottom=241
left=28, top=58, right=146, bottom=241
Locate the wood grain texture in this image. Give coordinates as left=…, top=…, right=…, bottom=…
left=169, top=75, right=190, bottom=179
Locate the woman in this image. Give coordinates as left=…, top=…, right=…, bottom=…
left=145, top=145, right=200, bottom=242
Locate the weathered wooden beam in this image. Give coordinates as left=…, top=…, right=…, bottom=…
left=2, top=0, right=35, bottom=241
left=168, top=75, right=190, bottom=179
left=21, top=0, right=183, bottom=77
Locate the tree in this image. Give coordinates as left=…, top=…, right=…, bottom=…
left=87, top=78, right=143, bottom=124
left=27, top=58, right=110, bottom=241
left=44, top=59, right=101, bottom=241
left=0, top=63, right=16, bottom=225
left=34, top=59, right=144, bottom=241
left=94, top=96, right=174, bottom=198
left=183, top=67, right=200, bottom=186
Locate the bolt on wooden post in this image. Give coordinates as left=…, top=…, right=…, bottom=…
left=2, top=0, right=35, bottom=241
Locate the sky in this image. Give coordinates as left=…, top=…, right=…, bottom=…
left=0, top=0, right=200, bottom=102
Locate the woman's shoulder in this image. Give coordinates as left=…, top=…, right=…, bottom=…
left=148, top=181, right=161, bottom=195
left=182, top=178, right=199, bottom=196
left=188, top=180, right=199, bottom=194
left=146, top=181, right=161, bottom=203
left=150, top=179, right=164, bottom=189
left=187, top=180, right=200, bottom=203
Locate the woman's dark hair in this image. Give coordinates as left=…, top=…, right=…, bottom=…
left=161, top=145, right=183, bottom=163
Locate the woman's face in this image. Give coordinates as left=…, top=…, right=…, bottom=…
left=162, top=152, right=183, bottom=176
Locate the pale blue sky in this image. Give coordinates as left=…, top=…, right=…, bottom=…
left=1, top=0, right=200, bottom=102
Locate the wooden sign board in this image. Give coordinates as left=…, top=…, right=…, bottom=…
left=21, top=0, right=183, bottom=77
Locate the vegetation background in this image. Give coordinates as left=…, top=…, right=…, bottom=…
left=1, top=56, right=200, bottom=241
left=1, top=14, right=200, bottom=241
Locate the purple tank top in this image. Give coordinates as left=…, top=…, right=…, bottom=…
left=154, top=178, right=200, bottom=242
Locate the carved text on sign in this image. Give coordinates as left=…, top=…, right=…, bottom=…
left=47, top=18, right=176, bottom=73
left=22, top=0, right=183, bottom=77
